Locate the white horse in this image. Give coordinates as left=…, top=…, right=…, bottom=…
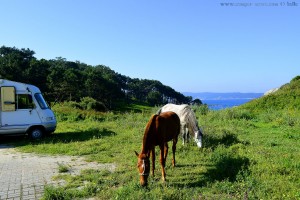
left=156, top=103, right=203, bottom=148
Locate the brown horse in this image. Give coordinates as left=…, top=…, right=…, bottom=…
left=134, top=111, right=180, bottom=186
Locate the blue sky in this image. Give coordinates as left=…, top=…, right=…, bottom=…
left=1, top=0, right=299, bottom=93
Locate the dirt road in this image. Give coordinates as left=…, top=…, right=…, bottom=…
left=0, top=144, right=116, bottom=200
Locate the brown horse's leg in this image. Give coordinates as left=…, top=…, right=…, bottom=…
left=159, top=145, right=166, bottom=181
left=172, top=138, right=178, bottom=167
left=164, top=142, right=168, bottom=161
left=151, top=147, right=155, bottom=176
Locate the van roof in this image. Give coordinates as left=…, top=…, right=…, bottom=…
left=0, top=79, right=41, bottom=94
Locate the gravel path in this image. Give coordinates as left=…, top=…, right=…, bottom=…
left=0, top=144, right=116, bottom=200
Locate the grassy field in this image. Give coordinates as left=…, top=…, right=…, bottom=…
left=6, top=103, right=300, bottom=199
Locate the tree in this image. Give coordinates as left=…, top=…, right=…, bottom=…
left=47, top=58, right=83, bottom=102
left=0, top=46, right=35, bottom=82
left=0, top=46, right=191, bottom=109
left=147, top=91, right=163, bottom=106
left=83, top=65, right=124, bottom=108
left=190, top=98, right=203, bottom=106
left=25, top=58, right=50, bottom=93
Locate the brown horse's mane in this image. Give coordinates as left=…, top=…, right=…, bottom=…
left=141, top=114, right=158, bottom=155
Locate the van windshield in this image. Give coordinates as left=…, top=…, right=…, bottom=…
left=34, top=93, right=49, bottom=109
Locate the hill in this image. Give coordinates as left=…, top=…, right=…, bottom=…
left=183, top=92, right=263, bottom=100
left=0, top=46, right=189, bottom=109
left=241, top=76, right=300, bottom=111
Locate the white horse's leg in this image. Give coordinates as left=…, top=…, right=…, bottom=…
left=181, top=123, right=187, bottom=145
left=185, top=126, right=189, bottom=143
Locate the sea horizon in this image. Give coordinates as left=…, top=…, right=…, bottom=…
left=183, top=92, right=263, bottom=110
left=202, top=98, right=255, bottom=110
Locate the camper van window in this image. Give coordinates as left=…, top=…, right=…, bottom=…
left=17, top=94, right=34, bottom=109
left=34, top=93, right=49, bottom=109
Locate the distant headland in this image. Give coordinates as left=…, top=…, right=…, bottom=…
left=182, top=92, right=264, bottom=100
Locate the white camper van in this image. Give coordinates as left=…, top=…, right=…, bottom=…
left=0, top=79, right=56, bottom=139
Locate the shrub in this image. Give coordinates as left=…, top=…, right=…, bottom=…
left=80, top=97, right=107, bottom=112
left=209, top=145, right=250, bottom=182
left=290, top=75, right=300, bottom=83
left=64, top=101, right=82, bottom=109
left=215, top=108, right=254, bottom=121
left=57, top=163, right=70, bottom=173
left=193, top=104, right=209, bottom=115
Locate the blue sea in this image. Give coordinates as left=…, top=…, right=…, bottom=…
left=202, top=99, right=254, bottom=110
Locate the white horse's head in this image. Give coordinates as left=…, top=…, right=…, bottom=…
left=194, top=128, right=203, bottom=148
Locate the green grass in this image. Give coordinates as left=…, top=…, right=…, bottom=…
left=3, top=104, right=300, bottom=199
left=57, top=163, right=70, bottom=173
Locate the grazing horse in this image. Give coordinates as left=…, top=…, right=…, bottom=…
left=135, top=111, right=180, bottom=186
left=157, top=103, right=203, bottom=148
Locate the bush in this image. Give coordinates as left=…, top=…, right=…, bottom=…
left=80, top=97, right=107, bottom=112
left=65, top=101, right=82, bottom=109
left=52, top=101, right=107, bottom=122
left=214, top=108, right=254, bottom=121
left=209, top=145, right=250, bottom=182
left=290, top=75, right=300, bottom=83
left=257, top=109, right=300, bottom=127
left=193, top=104, right=209, bottom=115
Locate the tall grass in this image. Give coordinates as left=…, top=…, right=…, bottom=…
left=7, top=103, right=300, bottom=199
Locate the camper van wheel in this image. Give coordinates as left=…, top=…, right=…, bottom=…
left=29, top=128, right=44, bottom=139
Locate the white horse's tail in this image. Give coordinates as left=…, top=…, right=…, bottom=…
left=156, top=107, right=163, bottom=115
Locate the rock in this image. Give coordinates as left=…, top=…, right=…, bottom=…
left=264, top=88, right=279, bottom=96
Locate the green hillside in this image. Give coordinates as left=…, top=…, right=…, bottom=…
left=242, top=76, right=300, bottom=111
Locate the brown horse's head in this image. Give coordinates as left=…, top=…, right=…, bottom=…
left=135, top=151, right=150, bottom=186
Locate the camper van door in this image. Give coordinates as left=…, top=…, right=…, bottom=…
left=1, top=87, right=41, bottom=131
